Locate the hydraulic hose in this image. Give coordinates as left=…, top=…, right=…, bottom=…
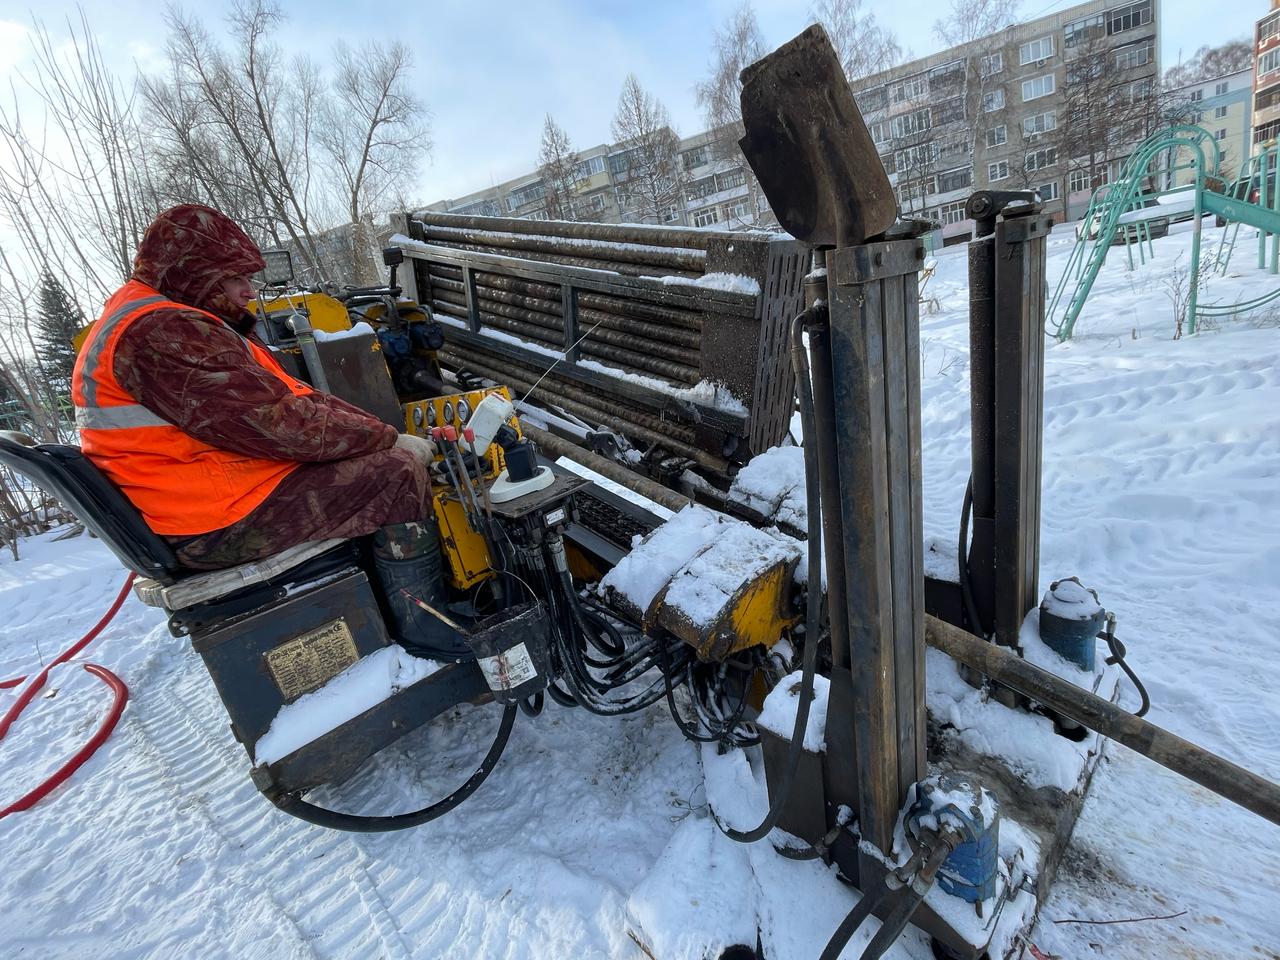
left=712, top=305, right=823, bottom=845
left=0, top=664, right=128, bottom=820
left=0, top=572, right=136, bottom=820
left=273, top=703, right=517, bottom=832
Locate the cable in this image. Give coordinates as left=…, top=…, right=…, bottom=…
left=1101, top=616, right=1150, bottom=717
left=710, top=305, right=824, bottom=845
left=273, top=704, right=517, bottom=832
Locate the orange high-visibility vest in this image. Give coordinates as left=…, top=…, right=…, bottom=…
left=72, top=280, right=312, bottom=536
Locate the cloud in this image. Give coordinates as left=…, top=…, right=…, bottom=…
left=0, top=20, right=31, bottom=79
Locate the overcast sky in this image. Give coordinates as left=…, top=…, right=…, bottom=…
left=0, top=0, right=1266, bottom=207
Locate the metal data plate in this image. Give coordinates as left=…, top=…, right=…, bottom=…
left=264, top=618, right=359, bottom=701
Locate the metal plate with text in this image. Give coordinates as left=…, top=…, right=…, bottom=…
left=264, top=618, right=359, bottom=701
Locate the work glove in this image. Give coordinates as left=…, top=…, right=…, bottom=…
left=394, top=432, right=437, bottom=466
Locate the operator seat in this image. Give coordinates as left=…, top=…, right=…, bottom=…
left=0, top=430, right=357, bottom=634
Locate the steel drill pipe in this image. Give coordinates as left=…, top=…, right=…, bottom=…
left=429, top=267, right=704, bottom=347
left=415, top=210, right=719, bottom=252
left=436, top=344, right=727, bottom=472
left=415, top=234, right=701, bottom=280
left=431, top=298, right=702, bottom=385
left=521, top=423, right=694, bottom=513
left=429, top=262, right=705, bottom=332
left=435, top=334, right=699, bottom=443
left=419, top=223, right=706, bottom=273
left=429, top=281, right=700, bottom=365
left=924, top=614, right=1280, bottom=828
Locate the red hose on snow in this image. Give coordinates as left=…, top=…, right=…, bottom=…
left=0, top=572, right=136, bottom=819
left=0, top=664, right=128, bottom=819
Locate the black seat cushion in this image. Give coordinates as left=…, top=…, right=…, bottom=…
left=0, top=437, right=181, bottom=582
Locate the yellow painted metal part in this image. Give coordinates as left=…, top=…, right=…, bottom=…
left=649, top=558, right=798, bottom=662
left=257, top=292, right=352, bottom=333
left=432, top=489, right=493, bottom=590
left=402, top=386, right=521, bottom=479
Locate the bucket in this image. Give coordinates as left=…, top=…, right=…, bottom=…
left=464, top=601, right=554, bottom=704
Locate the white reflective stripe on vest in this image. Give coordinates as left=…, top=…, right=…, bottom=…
left=75, top=404, right=171, bottom=430
left=77, top=294, right=168, bottom=407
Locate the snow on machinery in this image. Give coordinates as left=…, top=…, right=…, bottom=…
left=3, top=23, right=1280, bottom=960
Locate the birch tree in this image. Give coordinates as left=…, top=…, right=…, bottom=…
left=538, top=115, right=579, bottom=222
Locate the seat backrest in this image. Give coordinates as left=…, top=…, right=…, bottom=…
left=0, top=433, right=180, bottom=583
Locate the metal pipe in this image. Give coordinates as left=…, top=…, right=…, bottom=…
left=924, top=614, right=1280, bottom=828
left=433, top=300, right=701, bottom=385
left=415, top=210, right=719, bottom=252
left=521, top=423, right=694, bottom=513
left=415, top=235, right=700, bottom=279
left=418, top=223, right=705, bottom=273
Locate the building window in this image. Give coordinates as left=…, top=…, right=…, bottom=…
left=1107, top=0, right=1152, bottom=35
left=986, top=125, right=1007, bottom=147
left=939, top=200, right=968, bottom=225
left=980, top=52, right=1003, bottom=77
left=1069, top=168, right=1091, bottom=193
left=715, top=169, right=747, bottom=192
left=1064, top=13, right=1105, bottom=48
left=892, top=108, right=932, bottom=138
left=1258, top=88, right=1280, bottom=113
left=1115, top=40, right=1153, bottom=70
left=723, top=199, right=751, bottom=221
left=894, top=143, right=937, bottom=173
left=982, top=89, right=1006, bottom=112
left=1022, top=74, right=1056, bottom=102
left=1262, top=14, right=1280, bottom=43
left=687, top=176, right=717, bottom=200
left=856, top=85, right=888, bottom=113
left=1019, top=36, right=1055, bottom=65
left=1261, top=48, right=1280, bottom=78
left=1189, top=89, right=1203, bottom=102
left=937, top=166, right=973, bottom=193
left=1216, top=128, right=1228, bottom=141
left=507, top=180, right=545, bottom=211
left=1214, top=105, right=1228, bottom=119
left=870, top=120, right=890, bottom=144
left=692, top=206, right=720, bottom=227
left=934, top=97, right=966, bottom=125
left=1022, top=110, right=1058, bottom=139
left=682, top=147, right=706, bottom=171
left=1215, top=81, right=1229, bottom=96
left=988, top=160, right=1010, bottom=181
left=890, top=74, right=927, bottom=103
left=1036, top=181, right=1060, bottom=202
left=1128, top=78, right=1152, bottom=102
left=938, top=138, right=971, bottom=165
left=1025, top=148, right=1058, bottom=172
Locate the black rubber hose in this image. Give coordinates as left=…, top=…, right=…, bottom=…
left=1102, top=627, right=1151, bottom=717
left=712, top=305, right=823, bottom=845
left=958, top=475, right=988, bottom=639
left=271, top=704, right=517, bottom=832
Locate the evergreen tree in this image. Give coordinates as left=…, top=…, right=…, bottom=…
left=35, top=271, right=85, bottom=397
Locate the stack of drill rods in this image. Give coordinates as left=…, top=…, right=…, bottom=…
left=417, top=223, right=705, bottom=274
left=415, top=210, right=719, bottom=252
left=436, top=346, right=731, bottom=475
left=430, top=296, right=700, bottom=384
left=427, top=267, right=701, bottom=347
left=413, top=230, right=701, bottom=280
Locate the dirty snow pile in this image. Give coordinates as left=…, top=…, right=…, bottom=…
left=3, top=216, right=1280, bottom=959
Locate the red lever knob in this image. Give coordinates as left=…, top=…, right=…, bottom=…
left=443, top=425, right=458, bottom=442
left=463, top=428, right=476, bottom=443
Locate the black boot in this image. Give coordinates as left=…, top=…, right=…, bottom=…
left=371, top=520, right=473, bottom=661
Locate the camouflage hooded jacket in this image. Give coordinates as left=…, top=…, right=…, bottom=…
left=112, top=204, right=397, bottom=465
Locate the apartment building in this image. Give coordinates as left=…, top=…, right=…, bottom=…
left=1167, top=68, right=1253, bottom=185
left=1254, top=2, right=1280, bottom=146
left=853, top=0, right=1159, bottom=241
left=427, top=0, right=1158, bottom=240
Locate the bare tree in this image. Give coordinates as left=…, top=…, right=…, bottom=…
left=538, top=114, right=579, bottom=222
left=610, top=74, right=686, bottom=224
left=811, top=0, right=901, bottom=82
left=1164, top=39, right=1253, bottom=89
left=934, top=0, right=1021, bottom=46
left=318, top=41, right=428, bottom=283
left=694, top=2, right=770, bottom=224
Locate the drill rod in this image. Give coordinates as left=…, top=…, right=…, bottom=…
left=924, top=614, right=1280, bottom=828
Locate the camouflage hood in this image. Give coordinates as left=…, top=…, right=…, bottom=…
left=132, top=204, right=265, bottom=325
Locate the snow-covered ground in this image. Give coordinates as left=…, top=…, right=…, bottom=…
left=3, top=217, right=1279, bottom=958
